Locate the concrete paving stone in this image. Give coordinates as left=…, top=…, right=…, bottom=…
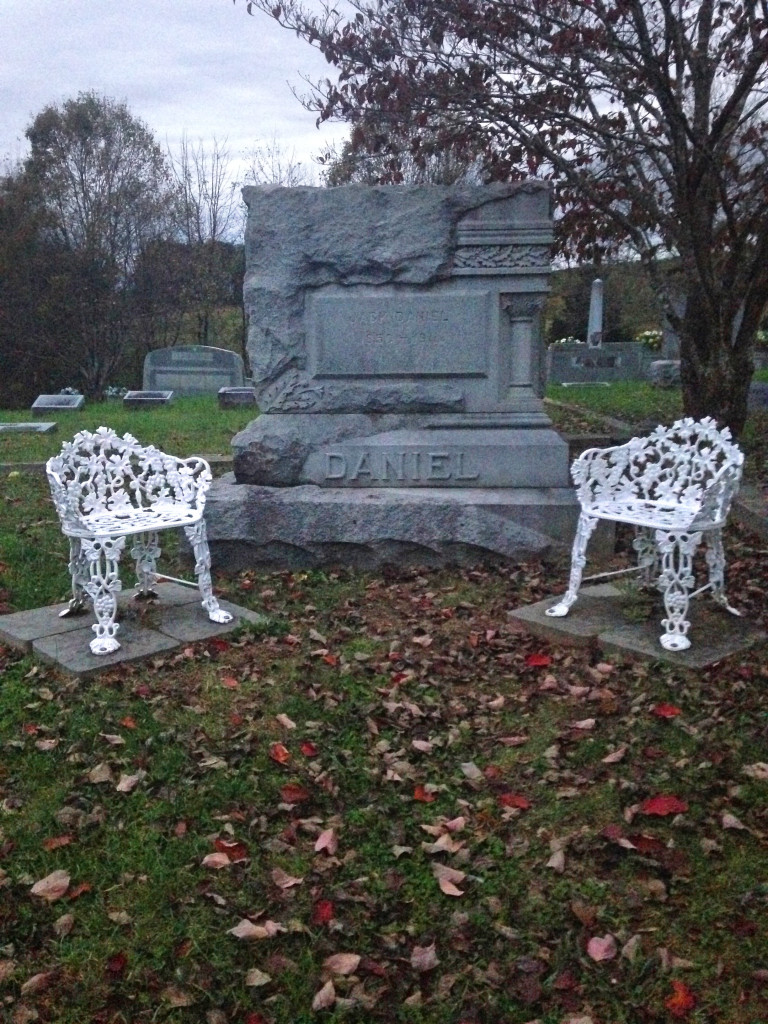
left=32, top=622, right=179, bottom=677
left=508, top=584, right=626, bottom=647
left=155, top=601, right=265, bottom=642
left=0, top=603, right=93, bottom=651
left=509, top=584, right=766, bottom=666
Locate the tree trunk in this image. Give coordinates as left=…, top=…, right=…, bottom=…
left=678, top=289, right=754, bottom=438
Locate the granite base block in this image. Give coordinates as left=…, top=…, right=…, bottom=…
left=205, top=475, right=582, bottom=570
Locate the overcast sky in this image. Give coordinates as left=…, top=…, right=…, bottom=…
left=1, top=0, right=348, bottom=180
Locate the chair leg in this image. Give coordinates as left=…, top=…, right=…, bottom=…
left=82, top=536, right=126, bottom=655
left=546, top=511, right=599, bottom=617
left=655, top=530, right=701, bottom=651
left=131, top=531, right=161, bottom=598
left=633, top=527, right=660, bottom=584
left=183, top=520, right=233, bottom=624
left=59, top=537, right=89, bottom=618
left=705, top=529, right=741, bottom=616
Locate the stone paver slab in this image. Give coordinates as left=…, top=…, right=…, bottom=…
left=155, top=601, right=265, bottom=642
left=32, top=622, right=179, bottom=677
left=510, top=584, right=766, bottom=667
left=0, top=603, right=93, bottom=651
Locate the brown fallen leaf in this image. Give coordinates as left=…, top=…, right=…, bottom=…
left=602, top=744, right=628, bottom=764
left=86, top=762, right=113, bottom=785
left=587, top=934, right=617, bottom=962
left=722, top=812, right=748, bottom=830
left=21, top=971, right=57, bottom=996
left=312, top=979, right=336, bottom=1010
left=161, top=985, right=195, bottom=1006
left=201, top=852, right=231, bottom=870
left=52, top=913, right=74, bottom=938
left=0, top=960, right=15, bottom=983
left=411, top=943, right=440, bottom=972
left=433, top=862, right=466, bottom=896
left=227, top=918, right=286, bottom=940
left=314, top=828, right=338, bottom=855
left=244, top=968, right=272, bottom=987
left=116, top=770, right=146, bottom=793
left=30, top=869, right=70, bottom=901
left=323, top=953, right=361, bottom=975
left=271, top=867, right=304, bottom=889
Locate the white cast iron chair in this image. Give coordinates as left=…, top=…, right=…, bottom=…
left=46, top=427, right=232, bottom=655
left=546, top=417, right=744, bottom=651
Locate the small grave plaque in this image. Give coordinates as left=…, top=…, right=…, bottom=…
left=144, top=346, right=245, bottom=396
left=218, top=387, right=258, bottom=409
left=31, top=394, right=84, bottom=417
left=123, top=390, right=174, bottom=409
left=0, top=422, right=58, bottom=434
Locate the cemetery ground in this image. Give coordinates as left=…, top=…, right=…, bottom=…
left=0, top=393, right=767, bottom=1024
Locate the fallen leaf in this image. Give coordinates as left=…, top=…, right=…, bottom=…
left=652, top=703, right=682, bottom=718
left=314, top=828, right=338, bottom=855
left=525, top=652, right=551, bottom=667
left=280, top=783, right=310, bottom=804
left=99, top=732, right=126, bottom=746
left=115, top=770, right=146, bottom=793
left=300, top=740, right=318, bottom=756
left=587, top=934, right=617, bottom=961
left=106, top=952, right=128, bottom=976
left=30, top=869, right=70, bottom=901
left=21, top=971, right=56, bottom=996
left=275, top=713, right=296, bottom=729
left=107, top=910, right=132, bottom=926
left=244, top=968, right=272, bottom=987
left=271, top=867, right=303, bottom=889
left=162, top=985, right=195, bottom=1007
left=228, top=918, right=286, bottom=940
left=52, top=913, right=74, bottom=937
left=412, top=739, right=433, bottom=753
left=413, top=785, right=436, bottom=803
left=0, top=960, right=15, bottom=983
left=433, top=862, right=466, bottom=896
left=460, top=762, right=483, bottom=780
left=311, top=979, right=336, bottom=1010
left=742, top=762, right=768, bottom=781
left=546, top=849, right=566, bottom=873
left=601, top=744, right=628, bottom=764
left=311, top=899, right=334, bottom=925
left=639, top=795, right=688, bottom=816
left=269, top=743, right=291, bottom=764
left=214, top=838, right=249, bottom=863
left=201, top=852, right=231, bottom=870
left=721, top=812, right=747, bottom=830
left=411, top=943, right=439, bottom=972
left=324, top=952, right=361, bottom=975
left=86, top=762, right=113, bottom=785
left=42, top=834, right=73, bottom=852
left=498, top=792, right=531, bottom=809
left=665, top=979, right=696, bottom=1018
left=621, top=934, right=642, bottom=961
left=220, top=676, right=239, bottom=689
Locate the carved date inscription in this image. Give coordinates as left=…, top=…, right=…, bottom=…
left=324, top=450, right=480, bottom=483
left=308, top=292, right=489, bottom=378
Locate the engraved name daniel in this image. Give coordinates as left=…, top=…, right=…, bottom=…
left=324, top=450, right=480, bottom=482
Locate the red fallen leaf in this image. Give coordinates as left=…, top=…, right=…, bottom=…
left=601, top=824, right=625, bottom=842
left=119, top=716, right=137, bottom=729
left=134, top=684, right=152, bottom=698
left=220, top=676, right=239, bottom=689
left=640, top=795, right=689, bottom=816
left=483, top=765, right=503, bottom=780
left=498, top=792, right=531, bottom=809
left=652, top=703, right=682, bottom=718
left=173, top=820, right=188, bottom=837
left=665, top=979, right=696, bottom=1017
left=311, top=899, right=335, bottom=925
left=280, top=783, right=310, bottom=804
left=525, top=652, right=551, bottom=667
left=214, top=838, right=249, bottom=862
left=413, top=785, right=436, bottom=803
left=643, top=745, right=666, bottom=760
left=23, top=723, right=39, bottom=735
left=229, top=712, right=244, bottom=726
left=105, top=952, right=128, bottom=977
left=69, top=882, right=92, bottom=900
left=244, top=1015, right=270, bottom=1024
left=300, top=740, right=318, bottom=757
left=208, top=637, right=230, bottom=652
left=269, top=743, right=291, bottom=764
left=42, top=834, right=73, bottom=851
left=322, top=653, right=338, bottom=666
left=626, top=833, right=666, bottom=855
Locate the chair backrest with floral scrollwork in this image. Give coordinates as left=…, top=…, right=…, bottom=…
left=572, top=417, right=744, bottom=521
left=46, top=427, right=211, bottom=533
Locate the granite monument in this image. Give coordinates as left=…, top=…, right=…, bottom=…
left=205, top=183, right=579, bottom=568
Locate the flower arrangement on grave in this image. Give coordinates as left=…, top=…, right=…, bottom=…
left=635, top=329, right=663, bottom=351
left=59, top=386, right=82, bottom=395
left=551, top=336, right=584, bottom=346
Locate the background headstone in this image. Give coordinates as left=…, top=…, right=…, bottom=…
left=122, top=390, right=174, bottom=408
left=218, top=387, right=258, bottom=409
left=547, top=341, right=656, bottom=384
left=31, top=394, right=84, bottom=417
left=143, top=346, right=245, bottom=396
left=0, top=422, right=58, bottom=434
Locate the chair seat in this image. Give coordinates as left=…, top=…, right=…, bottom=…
left=584, top=498, right=712, bottom=531
left=65, top=502, right=202, bottom=538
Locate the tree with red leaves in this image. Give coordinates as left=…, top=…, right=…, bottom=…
left=236, top=0, right=768, bottom=436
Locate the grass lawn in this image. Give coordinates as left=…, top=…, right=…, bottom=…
left=1, top=394, right=767, bottom=1024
